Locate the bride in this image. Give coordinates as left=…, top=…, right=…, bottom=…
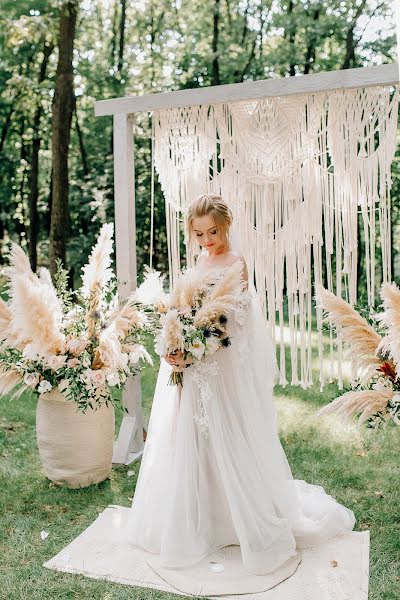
left=123, top=193, right=355, bottom=590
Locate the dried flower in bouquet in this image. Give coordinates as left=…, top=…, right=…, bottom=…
left=136, top=260, right=248, bottom=386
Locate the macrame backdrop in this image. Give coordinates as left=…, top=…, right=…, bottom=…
left=151, top=85, right=399, bottom=390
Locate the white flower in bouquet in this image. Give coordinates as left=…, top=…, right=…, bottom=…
left=372, top=380, right=392, bottom=392
left=205, top=336, right=220, bottom=356
left=38, top=380, right=52, bottom=394
left=106, top=371, right=120, bottom=386
left=160, top=309, right=185, bottom=352
left=66, top=338, right=88, bottom=357
left=23, top=372, right=40, bottom=389
left=85, top=369, right=106, bottom=387
left=155, top=334, right=168, bottom=357
left=81, top=352, right=92, bottom=368
left=128, top=343, right=153, bottom=366
left=66, top=358, right=80, bottom=368
left=188, top=338, right=205, bottom=360
left=46, top=355, right=67, bottom=371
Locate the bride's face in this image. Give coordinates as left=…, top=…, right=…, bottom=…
left=192, top=214, right=227, bottom=254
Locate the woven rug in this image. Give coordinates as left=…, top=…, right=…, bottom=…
left=43, top=505, right=370, bottom=599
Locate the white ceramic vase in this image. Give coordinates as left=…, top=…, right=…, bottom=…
left=36, top=388, right=115, bottom=488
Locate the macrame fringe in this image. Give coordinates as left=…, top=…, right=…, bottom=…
left=152, top=85, right=399, bottom=389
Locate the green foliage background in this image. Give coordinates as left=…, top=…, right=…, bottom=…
left=0, top=0, right=398, bottom=292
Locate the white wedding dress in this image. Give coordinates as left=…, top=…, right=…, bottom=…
left=122, top=259, right=355, bottom=592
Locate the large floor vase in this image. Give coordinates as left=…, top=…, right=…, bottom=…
left=36, top=388, right=115, bottom=488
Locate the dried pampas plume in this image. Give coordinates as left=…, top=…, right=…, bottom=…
left=170, top=268, right=219, bottom=308
left=0, top=298, right=17, bottom=347
left=4, top=243, right=65, bottom=358
left=4, top=243, right=36, bottom=283
left=81, top=223, right=114, bottom=299
left=208, top=259, right=246, bottom=301
left=9, top=275, right=65, bottom=358
left=0, top=368, right=26, bottom=400
left=194, top=295, right=242, bottom=328
left=376, top=282, right=400, bottom=376
left=134, top=266, right=169, bottom=308
left=316, top=389, right=392, bottom=423
left=315, top=284, right=382, bottom=379
left=81, top=223, right=114, bottom=339
left=106, top=301, right=146, bottom=339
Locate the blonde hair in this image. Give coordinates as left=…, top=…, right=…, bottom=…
left=187, top=194, right=233, bottom=248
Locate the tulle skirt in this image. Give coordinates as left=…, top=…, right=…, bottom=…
left=122, top=289, right=355, bottom=576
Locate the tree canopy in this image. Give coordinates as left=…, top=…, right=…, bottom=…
left=0, top=0, right=398, bottom=296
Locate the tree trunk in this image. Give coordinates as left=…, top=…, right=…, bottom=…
left=0, top=106, right=14, bottom=155
left=49, top=1, right=78, bottom=276
left=28, top=40, right=54, bottom=272
left=74, top=99, right=89, bottom=176
left=341, top=0, right=367, bottom=69
left=117, top=0, right=127, bottom=73
left=286, top=1, right=296, bottom=76
left=212, top=0, right=221, bottom=86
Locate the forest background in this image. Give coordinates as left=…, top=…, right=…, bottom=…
left=0, top=0, right=398, bottom=298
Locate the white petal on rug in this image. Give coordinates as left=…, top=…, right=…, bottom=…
left=43, top=505, right=370, bottom=599
left=146, top=545, right=302, bottom=595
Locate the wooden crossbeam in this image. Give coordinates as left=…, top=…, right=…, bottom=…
left=95, top=63, right=398, bottom=116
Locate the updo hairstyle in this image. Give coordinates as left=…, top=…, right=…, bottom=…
left=186, top=193, right=233, bottom=248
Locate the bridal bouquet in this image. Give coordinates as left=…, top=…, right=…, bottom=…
left=135, top=260, right=247, bottom=386
left=0, top=223, right=152, bottom=411
left=315, top=283, right=400, bottom=428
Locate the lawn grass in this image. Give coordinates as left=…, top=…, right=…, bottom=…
left=0, top=336, right=399, bottom=599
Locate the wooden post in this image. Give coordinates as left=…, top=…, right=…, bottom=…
left=112, top=112, right=144, bottom=465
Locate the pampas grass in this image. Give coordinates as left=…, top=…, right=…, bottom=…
left=0, top=368, right=25, bottom=400
left=194, top=261, right=246, bottom=326
left=169, top=267, right=220, bottom=308
left=81, top=223, right=114, bottom=299
left=4, top=243, right=37, bottom=283
left=377, top=282, right=400, bottom=376
left=81, top=223, right=114, bottom=339
left=9, top=276, right=65, bottom=359
left=193, top=294, right=242, bottom=327
left=316, top=389, right=393, bottom=423
left=6, top=247, right=65, bottom=359
left=315, top=284, right=382, bottom=380
left=134, top=266, right=169, bottom=309
left=208, top=259, right=246, bottom=301
left=0, top=299, right=16, bottom=347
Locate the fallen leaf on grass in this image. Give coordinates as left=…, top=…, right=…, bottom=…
left=40, top=530, right=49, bottom=540
left=127, top=470, right=135, bottom=477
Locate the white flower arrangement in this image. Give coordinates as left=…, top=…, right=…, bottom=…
left=0, top=223, right=152, bottom=411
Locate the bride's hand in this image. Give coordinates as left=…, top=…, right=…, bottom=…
left=165, top=351, right=184, bottom=367
left=165, top=351, right=193, bottom=369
